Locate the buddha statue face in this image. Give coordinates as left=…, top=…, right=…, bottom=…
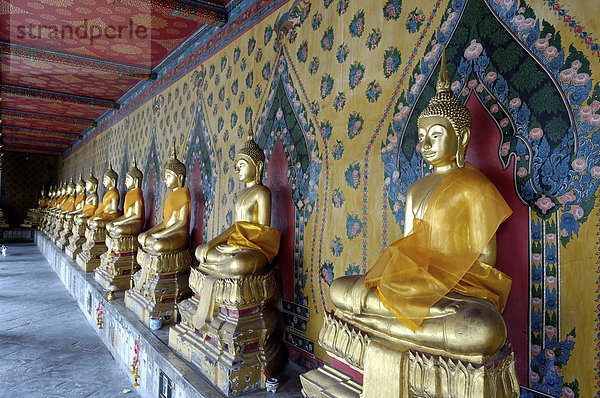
left=164, top=169, right=181, bottom=189
left=126, top=157, right=143, bottom=189
left=418, top=116, right=469, bottom=169
left=75, top=182, right=85, bottom=195
left=103, top=175, right=116, bottom=188
left=67, top=184, right=75, bottom=195
left=235, top=155, right=261, bottom=184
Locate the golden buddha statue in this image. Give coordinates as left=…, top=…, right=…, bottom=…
left=66, top=172, right=99, bottom=260
left=38, top=188, right=49, bottom=209
left=125, top=143, right=192, bottom=326
left=22, top=188, right=48, bottom=228
left=57, top=178, right=86, bottom=249
left=302, top=49, right=519, bottom=398
left=52, top=181, right=76, bottom=242
left=96, top=157, right=145, bottom=291
left=77, top=166, right=121, bottom=272
left=169, top=123, right=281, bottom=396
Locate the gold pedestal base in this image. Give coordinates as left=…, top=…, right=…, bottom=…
left=95, top=235, right=140, bottom=291
left=300, top=365, right=362, bottom=398
left=169, top=300, right=281, bottom=396
left=76, top=226, right=107, bottom=272
left=169, top=267, right=281, bottom=396
left=56, top=223, right=74, bottom=251
left=65, top=222, right=87, bottom=259
left=301, top=312, right=520, bottom=398
left=124, top=248, right=192, bottom=326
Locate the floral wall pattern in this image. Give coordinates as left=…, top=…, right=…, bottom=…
left=57, top=0, right=600, bottom=396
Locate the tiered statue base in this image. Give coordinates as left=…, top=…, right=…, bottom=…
left=95, top=235, right=140, bottom=291
left=124, top=248, right=192, bottom=327
left=76, top=226, right=107, bottom=272
left=65, top=221, right=87, bottom=259
left=169, top=267, right=281, bottom=396
left=51, top=214, right=67, bottom=244
left=300, top=312, right=520, bottom=398
left=56, top=215, right=75, bottom=250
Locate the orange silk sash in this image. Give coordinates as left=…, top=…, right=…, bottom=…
left=74, top=193, right=86, bottom=209
left=124, top=188, right=145, bottom=220
left=364, top=163, right=512, bottom=332
left=92, top=188, right=121, bottom=220
left=227, top=221, right=281, bottom=263
left=82, top=203, right=97, bottom=217
left=61, top=195, right=76, bottom=212
left=161, top=187, right=191, bottom=228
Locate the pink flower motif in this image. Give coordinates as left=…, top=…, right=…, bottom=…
left=520, top=17, right=535, bottom=31
left=397, top=193, right=406, bottom=203
left=440, top=20, right=451, bottom=33
left=400, top=106, right=410, bottom=116
left=545, top=46, right=558, bottom=59
left=451, top=80, right=461, bottom=92
left=513, top=14, right=525, bottom=26
left=545, top=233, right=556, bottom=243
left=571, top=157, right=587, bottom=171
left=562, top=387, right=575, bottom=398
left=545, top=325, right=556, bottom=336
left=461, top=87, right=470, bottom=97
left=490, top=104, right=499, bottom=113
left=546, top=275, right=557, bottom=286
left=393, top=112, right=403, bottom=122
left=529, top=127, right=543, bottom=140
left=561, top=228, right=569, bottom=237
left=579, top=105, right=593, bottom=119
left=467, top=79, right=478, bottom=89
left=558, top=68, right=576, bottom=83
left=532, top=253, right=542, bottom=262
left=414, top=73, right=425, bottom=86
left=558, top=192, right=576, bottom=204
left=534, top=34, right=551, bottom=51
left=589, top=114, right=600, bottom=126
left=423, top=50, right=436, bottom=63
left=517, top=167, right=528, bottom=178
left=529, top=372, right=540, bottom=383
left=572, top=72, right=590, bottom=86
left=475, top=83, right=484, bottom=93
left=500, top=0, right=513, bottom=10
left=509, top=97, right=522, bottom=109
left=550, top=365, right=562, bottom=377
left=392, top=170, right=400, bottom=180
left=485, top=71, right=497, bottom=82
left=276, top=108, right=283, bottom=120
left=535, top=194, right=555, bottom=214
left=571, top=59, right=582, bottom=70
left=545, top=349, right=555, bottom=360
left=532, top=298, right=542, bottom=307
left=591, top=100, right=600, bottom=112
left=591, top=165, right=600, bottom=178
left=384, top=177, right=390, bottom=185
left=410, top=84, right=420, bottom=95
left=572, top=205, right=584, bottom=220
left=464, top=39, right=483, bottom=59
left=531, top=344, right=541, bottom=355
left=500, top=142, right=510, bottom=156
left=500, top=118, right=510, bottom=128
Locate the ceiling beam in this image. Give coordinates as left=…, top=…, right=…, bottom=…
left=0, top=85, right=119, bottom=110
left=2, top=147, right=62, bottom=155
left=2, top=137, right=70, bottom=148
left=1, top=126, right=81, bottom=139
left=156, top=0, right=228, bottom=26
left=0, top=109, right=97, bottom=128
left=0, top=42, right=157, bottom=81
left=1, top=132, right=73, bottom=145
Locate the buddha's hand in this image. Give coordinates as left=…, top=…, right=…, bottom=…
left=195, top=244, right=210, bottom=263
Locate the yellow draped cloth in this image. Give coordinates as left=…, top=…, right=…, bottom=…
left=74, top=193, right=86, bottom=209
left=124, top=188, right=145, bottom=220
left=82, top=202, right=97, bottom=217
left=38, top=198, right=49, bottom=208
left=227, top=221, right=281, bottom=263
left=92, top=188, right=121, bottom=220
left=61, top=196, right=76, bottom=212
left=364, top=163, right=513, bottom=332
left=55, top=196, right=66, bottom=208
left=161, top=187, right=190, bottom=227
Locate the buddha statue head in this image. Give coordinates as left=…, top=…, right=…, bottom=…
left=75, top=175, right=85, bottom=195
left=417, top=48, right=471, bottom=168
left=61, top=183, right=67, bottom=196
left=103, top=163, right=118, bottom=188
left=165, top=141, right=186, bottom=189
left=235, top=120, right=265, bottom=185
left=86, top=170, right=98, bottom=193
left=67, top=180, right=76, bottom=196
left=126, top=156, right=143, bottom=189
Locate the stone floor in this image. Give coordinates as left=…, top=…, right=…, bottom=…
left=0, top=242, right=140, bottom=398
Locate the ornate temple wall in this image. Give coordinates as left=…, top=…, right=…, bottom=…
left=56, top=0, right=600, bottom=396
left=2, top=152, right=58, bottom=225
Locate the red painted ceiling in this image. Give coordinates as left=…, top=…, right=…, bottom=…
left=0, top=0, right=229, bottom=155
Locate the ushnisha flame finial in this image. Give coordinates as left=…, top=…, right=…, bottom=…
left=165, top=138, right=186, bottom=178
left=436, top=46, right=451, bottom=94
left=128, top=154, right=143, bottom=183
left=237, top=118, right=265, bottom=166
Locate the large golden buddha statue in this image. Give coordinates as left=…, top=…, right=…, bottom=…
left=66, top=172, right=99, bottom=260
left=96, top=157, right=145, bottom=291
left=301, top=49, right=519, bottom=398
left=57, top=177, right=86, bottom=250
left=76, top=165, right=121, bottom=272
left=51, top=181, right=76, bottom=242
left=125, top=143, right=192, bottom=326
left=169, top=123, right=281, bottom=396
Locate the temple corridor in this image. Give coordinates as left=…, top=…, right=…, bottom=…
left=0, top=242, right=140, bottom=398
